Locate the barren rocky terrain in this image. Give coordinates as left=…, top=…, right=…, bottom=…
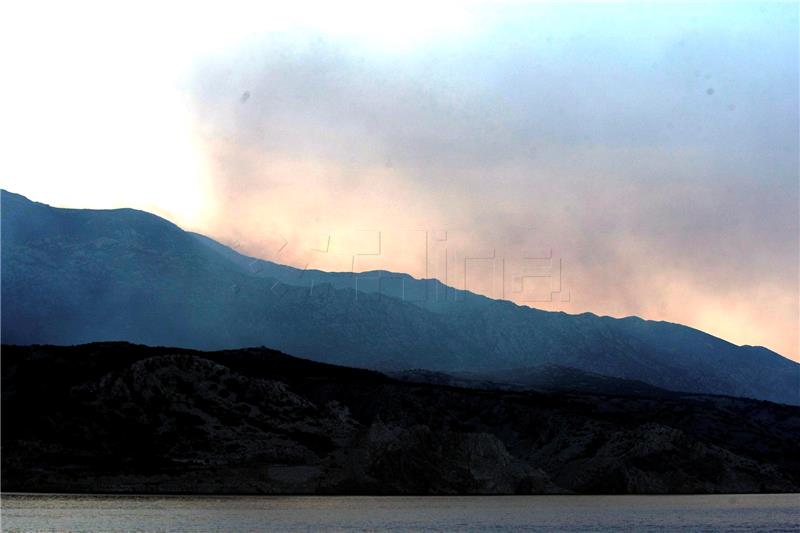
left=4, top=343, right=799, bottom=494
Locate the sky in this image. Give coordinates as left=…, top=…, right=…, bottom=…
left=2, top=1, right=798, bottom=360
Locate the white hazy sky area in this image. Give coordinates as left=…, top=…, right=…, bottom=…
left=1, top=1, right=798, bottom=360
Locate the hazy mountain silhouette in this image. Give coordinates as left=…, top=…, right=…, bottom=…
left=2, top=189, right=798, bottom=404
left=391, top=365, right=675, bottom=398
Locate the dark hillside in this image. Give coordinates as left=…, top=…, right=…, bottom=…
left=3, top=343, right=799, bottom=495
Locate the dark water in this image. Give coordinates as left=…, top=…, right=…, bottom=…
left=1, top=493, right=798, bottom=532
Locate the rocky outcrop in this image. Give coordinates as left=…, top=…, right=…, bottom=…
left=3, top=343, right=799, bottom=494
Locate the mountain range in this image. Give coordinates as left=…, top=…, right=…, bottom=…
left=2, top=189, right=798, bottom=405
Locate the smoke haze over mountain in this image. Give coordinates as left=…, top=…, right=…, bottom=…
left=2, top=3, right=797, bottom=358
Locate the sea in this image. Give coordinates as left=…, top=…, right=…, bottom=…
left=1, top=493, right=798, bottom=532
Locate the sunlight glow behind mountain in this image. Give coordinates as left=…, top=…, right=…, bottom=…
left=1, top=2, right=797, bottom=360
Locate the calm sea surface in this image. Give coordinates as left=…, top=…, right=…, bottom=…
left=1, top=493, right=798, bottom=532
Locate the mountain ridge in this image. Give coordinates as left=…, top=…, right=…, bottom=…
left=2, top=189, right=798, bottom=405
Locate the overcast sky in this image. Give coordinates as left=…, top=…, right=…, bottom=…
left=2, top=2, right=798, bottom=359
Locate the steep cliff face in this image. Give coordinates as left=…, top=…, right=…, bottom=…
left=3, top=343, right=799, bottom=494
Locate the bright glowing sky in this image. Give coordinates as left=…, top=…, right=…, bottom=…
left=2, top=2, right=798, bottom=360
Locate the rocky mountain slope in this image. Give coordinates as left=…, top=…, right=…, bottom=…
left=2, top=189, right=798, bottom=404
left=3, top=343, right=799, bottom=494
